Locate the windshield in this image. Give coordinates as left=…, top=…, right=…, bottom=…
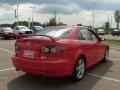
left=35, top=26, right=43, bottom=30
left=35, top=27, right=71, bottom=39
left=18, top=26, right=28, bottom=29
left=113, top=29, right=119, bottom=31
left=98, top=29, right=104, bottom=31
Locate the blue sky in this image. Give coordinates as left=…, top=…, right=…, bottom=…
left=0, top=0, right=119, bottom=27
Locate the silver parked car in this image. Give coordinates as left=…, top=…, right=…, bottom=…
left=14, top=26, right=33, bottom=35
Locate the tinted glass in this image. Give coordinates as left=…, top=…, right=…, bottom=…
left=35, top=26, right=43, bottom=30
left=89, top=31, right=98, bottom=41
left=18, top=26, right=28, bottom=29
left=35, top=27, right=71, bottom=39
left=78, top=28, right=92, bottom=40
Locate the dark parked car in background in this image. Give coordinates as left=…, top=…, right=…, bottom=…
left=30, top=26, right=43, bottom=33
left=0, top=27, right=15, bottom=39
left=111, top=29, right=120, bottom=36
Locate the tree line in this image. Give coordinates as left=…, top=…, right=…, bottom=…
left=0, top=10, right=120, bottom=31
left=0, top=18, right=65, bottom=29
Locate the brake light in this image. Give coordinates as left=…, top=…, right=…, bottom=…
left=41, top=45, right=66, bottom=53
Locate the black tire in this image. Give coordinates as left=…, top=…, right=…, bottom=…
left=103, top=49, right=109, bottom=62
left=72, top=57, right=85, bottom=81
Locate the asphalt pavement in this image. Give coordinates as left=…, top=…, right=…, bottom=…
left=0, top=38, right=120, bottom=90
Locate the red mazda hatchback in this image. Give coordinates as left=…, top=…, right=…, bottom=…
left=12, top=25, right=109, bottom=81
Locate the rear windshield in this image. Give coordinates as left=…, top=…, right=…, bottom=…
left=35, top=27, right=71, bottom=39
left=35, top=26, right=43, bottom=30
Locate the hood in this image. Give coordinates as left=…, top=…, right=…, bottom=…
left=19, top=29, right=32, bottom=32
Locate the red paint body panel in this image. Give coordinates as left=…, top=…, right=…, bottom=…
left=12, top=26, right=108, bottom=77
left=12, top=55, right=74, bottom=77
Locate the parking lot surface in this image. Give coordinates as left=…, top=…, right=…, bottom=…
left=103, top=35, right=120, bottom=40
left=0, top=38, right=120, bottom=90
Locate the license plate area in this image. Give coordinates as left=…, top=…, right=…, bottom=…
left=23, top=50, right=34, bottom=58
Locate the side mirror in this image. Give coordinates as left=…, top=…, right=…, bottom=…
left=101, top=37, right=106, bottom=41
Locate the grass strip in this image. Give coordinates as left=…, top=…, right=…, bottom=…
left=106, top=39, right=120, bottom=45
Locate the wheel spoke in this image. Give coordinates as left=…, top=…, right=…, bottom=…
left=76, top=59, right=85, bottom=79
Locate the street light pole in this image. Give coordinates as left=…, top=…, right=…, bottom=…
left=54, top=10, right=57, bottom=25
left=30, top=7, right=36, bottom=27
left=111, top=16, right=112, bottom=29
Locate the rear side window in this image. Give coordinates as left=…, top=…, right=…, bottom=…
left=35, top=27, right=71, bottom=39
left=78, top=28, right=92, bottom=40
left=89, top=31, right=98, bottom=41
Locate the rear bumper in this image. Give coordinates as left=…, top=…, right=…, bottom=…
left=12, top=55, right=74, bottom=77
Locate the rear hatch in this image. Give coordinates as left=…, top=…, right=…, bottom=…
left=15, top=38, right=55, bottom=60
left=15, top=35, right=66, bottom=60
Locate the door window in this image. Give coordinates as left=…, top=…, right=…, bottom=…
left=78, top=28, right=92, bottom=40
left=89, top=31, right=98, bottom=41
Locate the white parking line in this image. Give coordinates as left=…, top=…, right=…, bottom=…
left=110, top=47, right=120, bottom=50
left=0, top=68, right=15, bottom=72
left=0, top=47, right=120, bottom=83
left=109, top=58, right=120, bottom=61
left=110, top=49, right=120, bottom=54
left=0, top=48, right=14, bottom=54
left=87, top=73, right=120, bottom=83
left=0, top=63, right=12, bottom=65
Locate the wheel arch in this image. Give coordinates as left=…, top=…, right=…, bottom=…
left=78, top=54, right=87, bottom=69
left=73, top=50, right=87, bottom=70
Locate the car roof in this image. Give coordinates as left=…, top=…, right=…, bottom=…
left=44, top=26, right=71, bottom=30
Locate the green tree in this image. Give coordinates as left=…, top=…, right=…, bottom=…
left=11, top=21, right=42, bottom=28
left=48, top=18, right=57, bottom=26
left=104, top=21, right=110, bottom=33
left=0, top=24, right=11, bottom=27
left=114, top=10, right=120, bottom=29
left=31, top=22, right=41, bottom=26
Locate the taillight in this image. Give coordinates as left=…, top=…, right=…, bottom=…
left=15, top=43, right=20, bottom=50
left=41, top=45, right=66, bottom=53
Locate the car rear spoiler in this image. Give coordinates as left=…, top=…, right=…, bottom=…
left=16, top=34, right=58, bottom=42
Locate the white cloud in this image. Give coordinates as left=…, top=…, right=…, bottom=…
left=0, top=2, right=117, bottom=28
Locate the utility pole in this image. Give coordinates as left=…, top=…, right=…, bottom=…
left=108, top=14, right=109, bottom=22
left=16, top=0, right=19, bottom=26
left=59, top=16, right=61, bottom=25
left=30, top=7, right=36, bottom=27
left=28, top=17, right=30, bottom=28
left=54, top=10, right=57, bottom=25
left=111, top=16, right=112, bottom=29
